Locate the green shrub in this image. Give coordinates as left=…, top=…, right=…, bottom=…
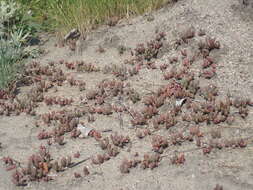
left=0, top=0, right=39, bottom=89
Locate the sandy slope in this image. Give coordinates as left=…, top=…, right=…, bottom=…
left=0, top=0, right=253, bottom=189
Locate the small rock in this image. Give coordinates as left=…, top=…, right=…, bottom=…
left=77, top=124, right=93, bottom=138
left=64, top=29, right=80, bottom=41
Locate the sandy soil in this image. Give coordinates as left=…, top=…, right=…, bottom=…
left=1, top=0, right=253, bottom=189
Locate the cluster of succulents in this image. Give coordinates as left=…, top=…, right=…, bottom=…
left=2, top=156, right=18, bottom=171
left=134, top=32, right=166, bottom=61
left=0, top=89, right=9, bottom=99
left=91, top=153, right=111, bottom=165
left=163, top=66, right=188, bottom=80
left=119, top=158, right=140, bottom=173
left=44, top=96, right=73, bottom=106
left=1, top=27, right=253, bottom=187
left=153, top=111, right=177, bottom=130
left=151, top=135, right=169, bottom=154
left=66, top=76, right=86, bottom=90
left=103, top=64, right=140, bottom=81
left=40, top=109, right=84, bottom=125
left=119, top=153, right=161, bottom=174
left=0, top=61, right=78, bottom=117
left=3, top=146, right=52, bottom=185
left=110, top=65, right=129, bottom=81
left=64, top=60, right=100, bottom=72
left=143, top=94, right=166, bottom=108
left=0, top=95, right=37, bottom=116
left=94, top=104, right=114, bottom=115
left=202, top=138, right=247, bottom=154
left=141, top=105, right=158, bottom=119
left=170, top=132, right=186, bottom=145
left=38, top=118, right=80, bottom=144
left=77, top=62, right=100, bottom=73
left=171, top=153, right=185, bottom=165
left=110, top=132, right=130, bottom=148
left=130, top=111, right=147, bottom=126
left=140, top=153, right=161, bottom=169
left=91, top=135, right=125, bottom=163
left=4, top=143, right=91, bottom=185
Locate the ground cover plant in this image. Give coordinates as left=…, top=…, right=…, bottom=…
left=0, top=25, right=252, bottom=187
left=0, top=0, right=172, bottom=89
left=0, top=0, right=253, bottom=189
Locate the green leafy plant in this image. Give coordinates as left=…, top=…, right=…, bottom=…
left=0, top=0, right=40, bottom=89
left=0, top=0, right=20, bottom=37
left=0, top=38, right=22, bottom=89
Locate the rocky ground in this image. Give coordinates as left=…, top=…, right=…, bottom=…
left=0, top=0, right=253, bottom=190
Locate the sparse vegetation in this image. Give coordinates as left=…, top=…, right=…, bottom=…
left=0, top=0, right=252, bottom=189
left=0, top=0, right=171, bottom=89
left=1, top=27, right=252, bottom=186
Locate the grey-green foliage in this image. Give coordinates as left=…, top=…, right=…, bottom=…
left=0, top=38, right=22, bottom=88
left=0, top=1, right=20, bottom=37
left=0, top=0, right=30, bottom=89
left=0, top=1, right=19, bottom=20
